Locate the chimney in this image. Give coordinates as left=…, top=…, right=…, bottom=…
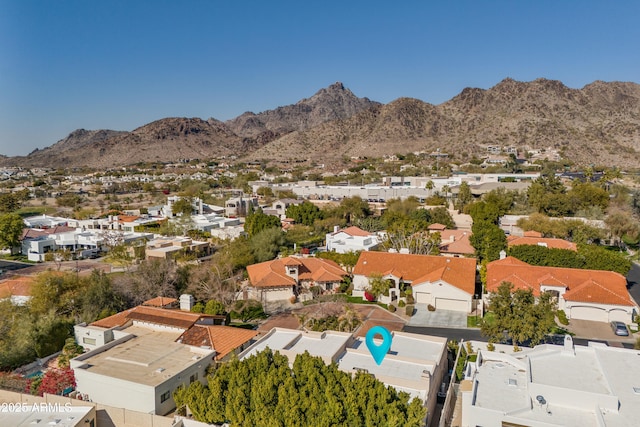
left=562, top=335, right=575, bottom=356
left=499, top=250, right=506, bottom=260
left=180, top=294, right=195, bottom=311
left=334, top=225, right=339, bottom=233
left=450, top=235, right=455, bottom=243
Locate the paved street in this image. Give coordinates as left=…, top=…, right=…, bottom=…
left=627, top=261, right=640, bottom=306
left=0, top=259, right=33, bottom=277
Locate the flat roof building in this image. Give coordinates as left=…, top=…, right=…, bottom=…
left=239, top=328, right=447, bottom=425
left=461, top=336, right=640, bottom=427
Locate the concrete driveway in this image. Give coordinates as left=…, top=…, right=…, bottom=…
left=408, top=304, right=467, bottom=328
left=564, top=319, right=637, bottom=345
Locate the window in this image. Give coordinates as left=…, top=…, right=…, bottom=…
left=82, top=337, right=96, bottom=346
left=160, top=391, right=170, bottom=403
left=190, top=373, right=198, bottom=383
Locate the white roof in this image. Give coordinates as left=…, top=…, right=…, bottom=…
left=466, top=340, right=640, bottom=427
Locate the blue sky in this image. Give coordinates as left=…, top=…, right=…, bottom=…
left=1, top=1, right=639, bottom=156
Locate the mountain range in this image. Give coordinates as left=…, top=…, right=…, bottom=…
left=2, top=78, right=639, bottom=169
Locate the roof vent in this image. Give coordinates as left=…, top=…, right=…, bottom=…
left=633, top=387, right=640, bottom=395
left=155, top=367, right=165, bottom=373
left=508, top=378, right=517, bottom=386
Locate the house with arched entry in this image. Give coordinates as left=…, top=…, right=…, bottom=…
left=352, top=251, right=477, bottom=313
left=486, top=256, right=637, bottom=323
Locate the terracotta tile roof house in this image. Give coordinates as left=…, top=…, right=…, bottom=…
left=72, top=303, right=256, bottom=415
left=486, top=256, right=637, bottom=323
left=438, top=229, right=475, bottom=257
left=177, top=325, right=258, bottom=361
left=352, top=251, right=477, bottom=313
left=507, top=231, right=577, bottom=251
left=78, top=303, right=251, bottom=356
left=427, top=223, right=447, bottom=232
left=0, top=276, right=33, bottom=305
left=90, top=305, right=205, bottom=329
left=246, top=256, right=348, bottom=304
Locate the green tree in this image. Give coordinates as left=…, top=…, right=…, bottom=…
left=286, top=201, right=324, bottom=226
left=78, top=270, right=127, bottom=322
left=250, top=227, right=286, bottom=262
left=174, top=349, right=426, bottom=426
left=366, top=273, right=391, bottom=299
left=605, top=208, right=640, bottom=249
left=482, top=282, right=557, bottom=349
left=455, top=181, right=473, bottom=211
left=172, top=196, right=194, bottom=217
left=338, top=196, right=371, bottom=224
left=0, top=192, right=21, bottom=213
left=469, top=202, right=506, bottom=262
left=0, top=213, right=24, bottom=254
left=204, top=299, right=226, bottom=315
left=244, top=207, right=281, bottom=237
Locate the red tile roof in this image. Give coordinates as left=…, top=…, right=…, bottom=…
left=486, top=256, right=633, bottom=306
left=507, top=235, right=577, bottom=251
left=353, top=251, right=477, bottom=294
left=0, top=276, right=34, bottom=298
left=247, top=256, right=347, bottom=288
left=335, top=226, right=372, bottom=237
left=117, top=215, right=141, bottom=223
left=439, top=230, right=475, bottom=256
left=91, top=305, right=205, bottom=329
left=427, top=223, right=447, bottom=231
left=177, top=325, right=257, bottom=360
left=142, top=297, right=178, bottom=307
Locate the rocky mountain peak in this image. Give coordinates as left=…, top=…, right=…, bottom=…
left=225, top=82, right=380, bottom=140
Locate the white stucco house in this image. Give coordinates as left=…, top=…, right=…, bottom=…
left=325, top=226, right=381, bottom=253
left=486, top=256, right=637, bottom=323
left=460, top=337, right=640, bottom=426
left=352, top=251, right=477, bottom=312
left=71, top=301, right=256, bottom=415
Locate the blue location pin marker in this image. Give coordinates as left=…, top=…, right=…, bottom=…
left=365, top=326, right=392, bottom=365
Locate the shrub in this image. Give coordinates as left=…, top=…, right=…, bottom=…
left=364, top=291, right=375, bottom=302
left=406, top=295, right=415, bottom=304
left=556, top=309, right=569, bottom=325
left=388, top=305, right=396, bottom=313
left=398, top=300, right=406, bottom=308
left=405, top=305, right=415, bottom=316
left=289, top=295, right=297, bottom=304
left=404, top=288, right=412, bottom=296
left=427, top=304, right=436, bottom=312
left=487, top=342, right=495, bottom=351
left=310, top=286, right=323, bottom=297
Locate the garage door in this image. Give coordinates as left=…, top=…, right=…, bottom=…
left=570, top=306, right=608, bottom=322
left=415, top=292, right=431, bottom=304
left=608, top=309, right=631, bottom=323
left=435, top=298, right=468, bottom=312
